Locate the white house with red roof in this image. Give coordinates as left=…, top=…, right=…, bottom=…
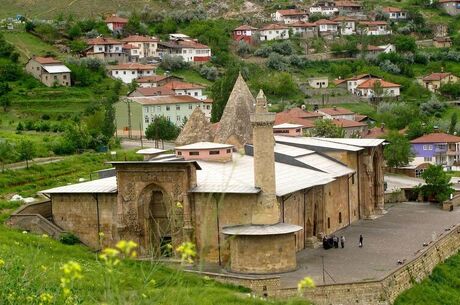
left=355, top=78, right=401, bottom=99
left=105, top=15, right=128, bottom=32
left=121, top=35, right=159, bottom=60
left=334, top=74, right=380, bottom=94
left=317, top=107, right=355, bottom=120
left=157, top=39, right=212, bottom=62
left=288, top=22, right=317, bottom=37
left=85, top=37, right=127, bottom=63
left=136, top=75, right=183, bottom=88
left=259, top=24, right=290, bottom=41
left=315, top=19, right=339, bottom=35
left=420, top=72, right=458, bottom=93
left=232, top=25, right=259, bottom=44
left=109, top=63, right=156, bottom=83
left=383, top=7, right=407, bottom=20
left=358, top=21, right=391, bottom=35
left=331, top=16, right=357, bottom=35
left=309, top=1, right=339, bottom=16
left=25, top=56, right=71, bottom=87
left=272, top=9, right=309, bottom=24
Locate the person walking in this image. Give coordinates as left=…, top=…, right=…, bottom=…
left=359, top=234, right=363, bottom=248
left=340, top=236, right=345, bottom=248
left=333, top=235, right=339, bottom=248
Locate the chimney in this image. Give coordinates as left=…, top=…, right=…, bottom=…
left=250, top=90, right=279, bottom=225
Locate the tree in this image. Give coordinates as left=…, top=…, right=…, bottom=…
left=421, top=164, right=453, bottom=203
left=383, top=132, right=414, bottom=167
left=68, top=24, right=82, bottom=40
left=449, top=112, right=458, bottom=134
left=17, top=140, right=36, bottom=169
left=372, top=79, right=384, bottom=103
left=0, top=95, right=11, bottom=112
left=394, top=35, right=417, bottom=53
left=311, top=119, right=345, bottom=138
left=145, top=116, right=180, bottom=148
left=0, top=140, right=15, bottom=172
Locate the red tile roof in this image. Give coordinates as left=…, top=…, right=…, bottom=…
left=383, top=7, right=403, bottom=13
left=332, top=16, right=357, bottom=21
left=318, top=107, right=355, bottom=116
left=260, top=23, right=289, bottom=30
left=158, top=40, right=210, bottom=50
left=315, top=19, right=339, bottom=25
left=439, top=0, right=460, bottom=3
left=357, top=79, right=401, bottom=89
left=105, top=15, right=128, bottom=24
left=332, top=118, right=366, bottom=128
left=129, top=95, right=203, bottom=105
left=136, top=75, right=173, bottom=83
left=359, top=21, right=388, bottom=26
left=121, top=35, right=159, bottom=43
left=411, top=133, right=460, bottom=144
left=274, top=108, right=323, bottom=128
left=234, top=25, right=258, bottom=31
left=87, top=37, right=121, bottom=45
left=132, top=87, right=175, bottom=97
left=288, top=21, right=317, bottom=28
left=109, top=63, right=156, bottom=70
left=354, top=114, right=368, bottom=122
left=122, top=43, right=139, bottom=49
left=422, top=72, right=453, bottom=81
left=277, top=9, right=308, bottom=16
left=32, top=56, right=62, bottom=64
left=162, top=80, right=205, bottom=90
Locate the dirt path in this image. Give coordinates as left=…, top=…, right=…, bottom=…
left=5, top=157, right=65, bottom=171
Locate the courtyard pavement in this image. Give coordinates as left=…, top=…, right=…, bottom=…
left=280, top=202, right=460, bottom=288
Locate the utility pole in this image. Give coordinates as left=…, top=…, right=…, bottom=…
left=126, top=98, right=132, bottom=139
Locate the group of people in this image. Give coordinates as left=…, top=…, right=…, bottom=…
left=323, top=234, right=364, bottom=249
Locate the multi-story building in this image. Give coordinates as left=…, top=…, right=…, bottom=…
left=130, top=80, right=207, bottom=100
left=355, top=79, right=401, bottom=99
left=232, top=25, right=259, bottom=44
left=85, top=37, right=127, bottom=63
left=114, top=95, right=212, bottom=137
left=420, top=72, right=458, bottom=93
left=272, top=9, right=309, bottom=24
left=157, top=39, right=212, bottom=62
left=288, top=22, right=317, bottom=37
left=25, top=56, right=71, bottom=87
left=259, top=24, right=290, bottom=41
left=309, top=1, right=339, bottom=16
left=332, top=16, right=357, bottom=35
left=410, top=133, right=460, bottom=169
left=439, top=0, right=460, bottom=16
left=317, top=107, right=355, bottom=120
left=121, top=35, right=159, bottom=60
left=383, top=7, right=407, bottom=20
left=109, top=63, right=156, bottom=84
left=315, top=19, right=339, bottom=36
left=105, top=15, right=128, bottom=32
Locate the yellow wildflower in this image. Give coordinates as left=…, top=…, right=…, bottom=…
left=0, top=258, right=5, bottom=268
left=39, top=292, right=53, bottom=304
left=297, top=276, right=315, bottom=293
left=116, top=240, right=138, bottom=257
left=176, top=201, right=183, bottom=209
left=42, top=234, right=49, bottom=238
left=176, top=242, right=196, bottom=264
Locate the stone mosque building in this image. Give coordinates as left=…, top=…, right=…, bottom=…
left=35, top=74, right=385, bottom=274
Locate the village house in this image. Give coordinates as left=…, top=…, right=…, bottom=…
left=439, top=0, right=460, bottom=16
left=232, top=25, right=259, bottom=44
left=121, top=35, right=159, bottom=60
left=136, top=75, right=183, bottom=88
left=105, top=15, right=128, bottom=32
left=114, top=95, right=210, bottom=137
left=358, top=44, right=395, bottom=55
left=25, top=56, right=71, bottom=87
left=309, top=1, right=339, bottom=16
left=157, top=39, right=212, bottom=62
left=272, top=9, right=309, bottom=24
left=420, top=72, right=459, bottom=93
left=355, top=78, right=401, bottom=99
left=358, top=21, right=391, bottom=35
left=433, top=36, right=453, bottom=48
left=332, top=16, right=357, bottom=35
left=330, top=118, right=368, bottom=137
left=259, top=24, right=290, bottom=41
left=383, top=7, right=407, bottom=20
left=410, top=133, right=460, bottom=170
left=334, top=73, right=379, bottom=94
left=317, top=106, right=355, bottom=120
left=35, top=75, right=384, bottom=275
left=307, top=76, right=329, bottom=88
left=315, top=19, right=340, bottom=36
left=273, top=123, right=305, bottom=137
left=130, top=80, right=207, bottom=100
left=274, top=108, right=321, bottom=131
left=334, top=0, right=362, bottom=13
left=288, top=22, right=317, bottom=37
left=109, top=63, right=156, bottom=84
left=85, top=37, right=127, bottom=63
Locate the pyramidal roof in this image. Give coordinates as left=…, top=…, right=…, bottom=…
left=176, top=107, right=214, bottom=146
left=214, top=73, right=255, bottom=148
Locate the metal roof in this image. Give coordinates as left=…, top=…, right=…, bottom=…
left=42, top=65, right=71, bottom=73
left=176, top=142, right=234, bottom=150
left=195, top=154, right=334, bottom=196
left=41, top=177, right=117, bottom=194
left=274, top=143, right=315, bottom=157
left=314, top=138, right=385, bottom=147
left=273, top=123, right=304, bottom=129
left=222, top=223, right=303, bottom=235
left=136, top=148, right=166, bottom=155
left=275, top=136, right=364, bottom=152
left=295, top=154, right=354, bottom=177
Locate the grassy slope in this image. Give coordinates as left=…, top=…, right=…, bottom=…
left=394, top=251, right=460, bottom=305
left=2, top=30, right=62, bottom=62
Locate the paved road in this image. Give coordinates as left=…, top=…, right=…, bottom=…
left=280, top=202, right=460, bottom=288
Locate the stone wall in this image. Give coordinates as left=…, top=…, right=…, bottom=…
left=384, top=190, right=407, bottom=204
left=14, top=200, right=52, bottom=218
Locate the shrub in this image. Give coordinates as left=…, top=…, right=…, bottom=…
left=272, top=40, right=293, bottom=56
left=379, top=60, right=401, bottom=74
left=236, top=41, right=251, bottom=57
left=160, top=54, right=188, bottom=71
left=267, top=52, right=288, bottom=71
left=60, top=232, right=80, bottom=245
left=199, top=65, right=218, bottom=81
left=254, top=45, right=272, bottom=57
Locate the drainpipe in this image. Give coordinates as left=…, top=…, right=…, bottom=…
left=93, top=194, right=101, bottom=240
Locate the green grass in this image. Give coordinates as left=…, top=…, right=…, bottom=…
left=394, top=251, right=460, bottom=305
left=172, top=69, right=213, bottom=87
left=1, top=30, right=63, bottom=62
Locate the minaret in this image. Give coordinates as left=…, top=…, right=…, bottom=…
left=250, top=90, right=279, bottom=225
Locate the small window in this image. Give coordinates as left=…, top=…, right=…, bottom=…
left=352, top=174, right=355, bottom=184
left=176, top=105, right=180, bottom=110
left=176, top=116, right=180, bottom=121
left=339, top=212, right=342, bottom=224
left=226, top=149, right=231, bottom=153
left=189, top=151, right=199, bottom=156
left=194, top=92, right=198, bottom=96
left=123, top=71, right=126, bottom=75
left=132, top=71, right=135, bottom=75
left=209, top=150, right=220, bottom=155
left=166, top=106, right=170, bottom=111
left=115, top=71, right=119, bottom=74
left=177, top=151, right=182, bottom=156
left=327, top=217, right=330, bottom=229
left=188, top=104, right=193, bottom=110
